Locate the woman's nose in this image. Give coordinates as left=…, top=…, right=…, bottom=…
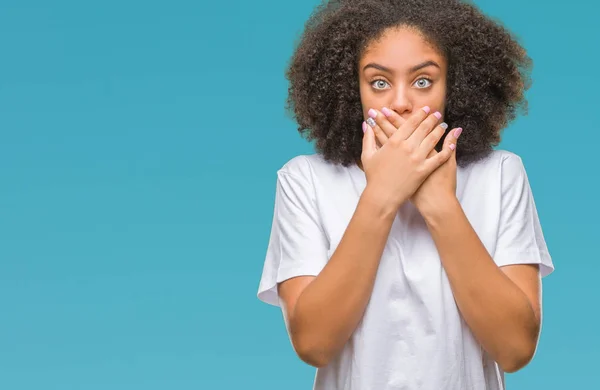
left=389, top=88, right=412, bottom=116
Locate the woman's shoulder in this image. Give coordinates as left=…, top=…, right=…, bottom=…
left=278, top=149, right=523, bottom=176
left=275, top=150, right=528, bottom=185
left=459, top=149, right=532, bottom=198
left=463, top=149, right=526, bottom=174
left=277, top=153, right=354, bottom=182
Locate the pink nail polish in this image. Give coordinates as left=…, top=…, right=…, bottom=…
left=449, top=144, right=456, bottom=150
left=368, top=109, right=377, bottom=118
left=422, top=106, right=430, bottom=114
left=454, top=128, right=463, bottom=138
left=434, top=111, right=442, bottom=119
left=362, top=121, right=367, bottom=133
left=382, top=107, right=392, bottom=117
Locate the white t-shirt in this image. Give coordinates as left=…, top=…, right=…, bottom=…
left=257, top=149, right=554, bottom=390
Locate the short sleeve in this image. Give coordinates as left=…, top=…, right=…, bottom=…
left=493, top=154, right=554, bottom=277
left=257, top=169, right=329, bottom=307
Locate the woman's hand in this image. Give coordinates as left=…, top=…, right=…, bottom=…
left=410, top=125, right=461, bottom=218
left=360, top=106, right=455, bottom=214
left=372, top=107, right=462, bottom=216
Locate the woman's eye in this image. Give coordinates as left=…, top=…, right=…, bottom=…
left=371, top=80, right=390, bottom=90
left=414, top=78, right=432, bottom=89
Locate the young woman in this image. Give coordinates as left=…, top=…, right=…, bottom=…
left=257, top=0, right=554, bottom=388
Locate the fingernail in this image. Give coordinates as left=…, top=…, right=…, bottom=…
left=454, top=127, right=463, bottom=138
left=422, top=106, right=430, bottom=114
left=368, top=108, right=377, bottom=118
left=440, top=122, right=448, bottom=130
left=382, top=107, right=392, bottom=117
left=362, top=121, right=367, bottom=133
left=449, top=144, right=456, bottom=150
left=434, top=111, right=442, bottom=119
left=366, top=117, right=376, bottom=127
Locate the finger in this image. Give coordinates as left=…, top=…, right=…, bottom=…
left=390, top=105, right=432, bottom=142
left=366, top=116, right=389, bottom=147
left=416, top=119, right=448, bottom=159
left=361, top=121, right=377, bottom=161
left=381, top=107, right=405, bottom=128
left=447, top=126, right=462, bottom=156
left=368, top=108, right=397, bottom=139
left=424, top=134, right=455, bottom=171
left=407, top=110, right=444, bottom=149
left=428, top=127, right=462, bottom=166
left=369, top=108, right=398, bottom=138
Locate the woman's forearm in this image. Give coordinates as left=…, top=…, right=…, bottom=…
left=289, top=187, right=396, bottom=367
left=422, top=197, right=540, bottom=373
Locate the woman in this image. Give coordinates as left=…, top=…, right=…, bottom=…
left=257, top=0, right=554, bottom=388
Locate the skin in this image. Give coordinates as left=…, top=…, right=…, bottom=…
left=359, top=26, right=447, bottom=144
left=278, top=27, right=542, bottom=373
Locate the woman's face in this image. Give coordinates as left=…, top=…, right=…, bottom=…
left=358, top=27, right=448, bottom=123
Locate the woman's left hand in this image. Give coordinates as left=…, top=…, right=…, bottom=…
left=366, top=108, right=462, bottom=217
left=409, top=129, right=460, bottom=218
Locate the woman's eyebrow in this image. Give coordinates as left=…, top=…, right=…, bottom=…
left=363, top=63, right=393, bottom=73
left=362, top=60, right=440, bottom=74
left=409, top=60, right=440, bottom=73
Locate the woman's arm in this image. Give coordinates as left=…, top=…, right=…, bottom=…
left=422, top=197, right=541, bottom=373
left=278, top=188, right=396, bottom=368
left=278, top=108, right=453, bottom=368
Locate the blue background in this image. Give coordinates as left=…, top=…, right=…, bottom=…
left=0, top=0, right=596, bottom=388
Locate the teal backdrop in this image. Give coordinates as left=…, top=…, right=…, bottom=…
left=0, top=0, right=596, bottom=388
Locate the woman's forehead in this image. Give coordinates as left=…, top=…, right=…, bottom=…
left=360, top=27, right=445, bottom=69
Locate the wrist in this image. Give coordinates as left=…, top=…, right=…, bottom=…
left=419, top=195, right=461, bottom=226
left=359, top=186, right=399, bottom=222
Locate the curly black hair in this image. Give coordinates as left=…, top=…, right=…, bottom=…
left=285, top=0, right=532, bottom=167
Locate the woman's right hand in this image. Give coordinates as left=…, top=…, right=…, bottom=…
left=360, top=106, right=455, bottom=213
